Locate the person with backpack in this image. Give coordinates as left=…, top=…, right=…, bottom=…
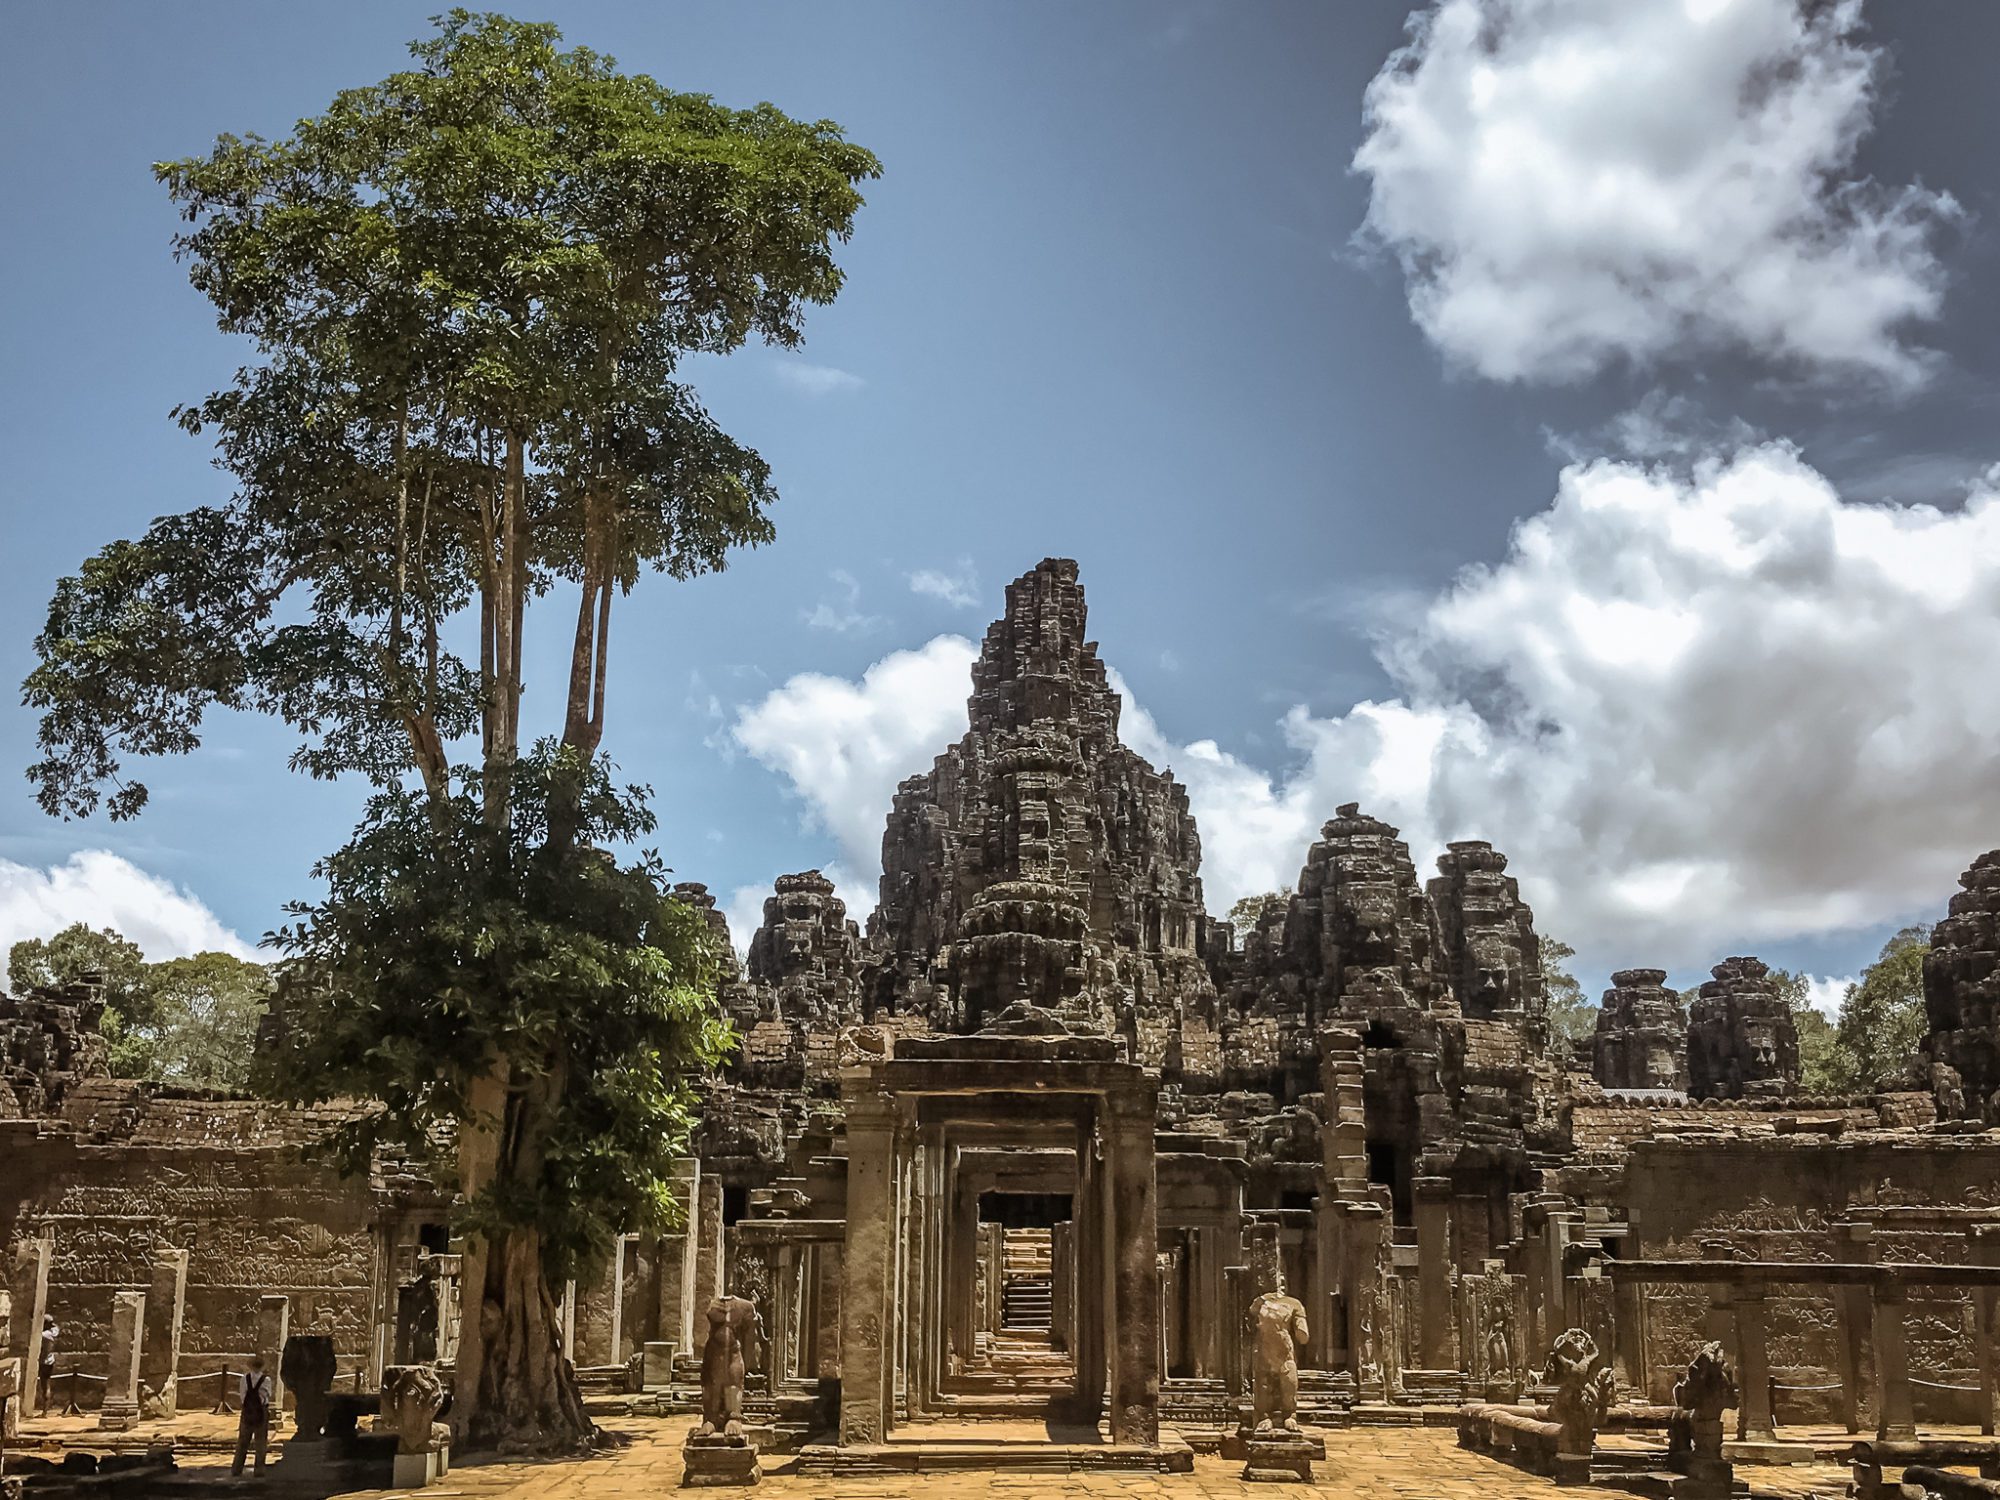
left=36, top=1316, right=57, bottom=1414
left=232, top=1355, right=273, bottom=1476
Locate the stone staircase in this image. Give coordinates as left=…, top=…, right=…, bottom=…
left=998, top=1226, right=1053, bottom=1332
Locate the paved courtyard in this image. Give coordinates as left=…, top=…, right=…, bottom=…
left=11, top=1413, right=1860, bottom=1498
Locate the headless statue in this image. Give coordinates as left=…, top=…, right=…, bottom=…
left=1249, top=1291, right=1310, bottom=1433
left=695, top=1295, right=763, bottom=1441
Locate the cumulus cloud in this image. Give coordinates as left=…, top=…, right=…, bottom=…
left=733, top=635, right=977, bottom=889
left=1353, top=0, right=1959, bottom=385
left=770, top=360, right=865, bottom=396
left=1803, top=974, right=1856, bottom=1019
left=731, top=446, right=2000, bottom=979
left=908, top=564, right=981, bottom=609
left=0, top=851, right=255, bottom=984
left=802, top=569, right=884, bottom=635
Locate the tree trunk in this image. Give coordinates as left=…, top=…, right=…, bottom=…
left=451, top=1063, right=594, bottom=1452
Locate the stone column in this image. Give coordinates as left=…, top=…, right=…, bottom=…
left=99, top=1290, right=146, bottom=1429
left=1050, top=1221, right=1074, bottom=1357
left=1872, top=1277, right=1915, bottom=1441
left=949, top=1173, right=980, bottom=1367
left=1414, top=1177, right=1454, bottom=1369
left=1071, top=1128, right=1107, bottom=1422
left=1833, top=1222, right=1877, bottom=1433
left=694, top=1176, right=726, bottom=1318
left=258, top=1295, right=290, bottom=1414
left=139, top=1246, right=188, bottom=1418
left=1222, top=1264, right=1249, bottom=1397
left=838, top=1091, right=897, bottom=1445
left=8, top=1237, right=51, bottom=1420
left=658, top=1158, right=701, bottom=1356
left=1970, top=1225, right=2000, bottom=1436
left=1340, top=1201, right=1387, bottom=1400
left=1732, top=1284, right=1775, bottom=1442
left=609, top=1232, right=630, bottom=1366
left=1102, top=1087, right=1161, bottom=1446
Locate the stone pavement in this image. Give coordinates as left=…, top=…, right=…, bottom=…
left=2, top=1413, right=1861, bottom=1497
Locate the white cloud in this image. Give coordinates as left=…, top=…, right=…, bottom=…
left=1353, top=0, right=1959, bottom=385
left=1803, top=974, right=1856, bottom=1019
left=0, top=851, right=255, bottom=986
left=733, top=450, right=2000, bottom=975
left=770, top=360, right=865, bottom=396
left=733, top=635, right=977, bottom=892
left=802, top=569, right=883, bottom=635
left=908, top=564, right=980, bottom=610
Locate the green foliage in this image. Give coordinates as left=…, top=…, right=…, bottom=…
left=26, top=8, right=881, bottom=821
left=1539, top=934, right=1598, bottom=1047
left=1829, top=926, right=1929, bottom=1092
left=1225, top=888, right=1290, bottom=934
left=258, top=747, right=735, bottom=1282
left=8, top=924, right=267, bottom=1088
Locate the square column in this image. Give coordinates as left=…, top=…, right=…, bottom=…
left=1101, top=1087, right=1161, bottom=1446
left=1414, top=1177, right=1454, bottom=1369
left=8, top=1237, right=51, bottom=1420
left=1339, top=1200, right=1387, bottom=1400
left=658, top=1158, right=701, bottom=1354
left=258, top=1295, right=290, bottom=1414
left=1872, top=1278, right=1915, bottom=1441
left=1732, top=1286, right=1775, bottom=1442
left=1833, top=1221, right=1877, bottom=1434
left=1970, top=1225, right=2000, bottom=1436
left=694, top=1178, right=725, bottom=1319
left=99, top=1290, right=146, bottom=1429
left=141, top=1247, right=188, bottom=1418
left=838, top=1091, right=898, bottom=1445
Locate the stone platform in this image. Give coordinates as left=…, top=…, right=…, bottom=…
left=796, top=1433, right=1196, bottom=1475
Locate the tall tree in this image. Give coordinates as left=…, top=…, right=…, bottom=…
left=1829, top=926, right=1930, bottom=1091
left=24, top=10, right=876, bottom=1450
left=10, top=923, right=156, bottom=1074
left=1539, top=935, right=1597, bottom=1050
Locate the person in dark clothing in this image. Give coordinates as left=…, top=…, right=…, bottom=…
left=232, top=1355, right=272, bottom=1476
left=36, top=1316, right=57, bottom=1413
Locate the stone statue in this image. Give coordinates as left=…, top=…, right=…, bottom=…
left=696, top=1295, right=764, bottom=1441
left=1543, top=1328, right=1616, bottom=1458
left=380, top=1364, right=449, bottom=1456
left=1249, top=1291, right=1310, bottom=1433
left=1668, top=1342, right=1736, bottom=1460
left=280, top=1334, right=336, bottom=1441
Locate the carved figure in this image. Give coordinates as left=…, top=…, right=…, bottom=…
left=696, top=1295, right=764, bottom=1441
left=1543, top=1328, right=1616, bottom=1457
left=380, top=1364, right=449, bottom=1455
left=1249, top=1292, right=1310, bottom=1432
left=1668, top=1342, right=1736, bottom=1461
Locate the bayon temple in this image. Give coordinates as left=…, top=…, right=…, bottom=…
left=7, top=558, right=2000, bottom=1489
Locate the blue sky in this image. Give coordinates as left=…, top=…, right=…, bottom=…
left=5, top=0, right=2000, bottom=1008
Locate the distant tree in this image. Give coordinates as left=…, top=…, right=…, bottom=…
left=136, top=952, right=270, bottom=1090
left=24, top=11, right=875, bottom=1451
left=8, top=923, right=268, bottom=1087
left=1828, top=926, right=1929, bottom=1091
left=1225, top=887, right=1291, bottom=934
left=1539, top=935, right=1598, bottom=1048
left=9, top=923, right=156, bottom=1073
left=1763, top=966, right=1845, bottom=1094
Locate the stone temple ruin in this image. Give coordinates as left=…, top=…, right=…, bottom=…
left=7, top=557, right=2000, bottom=1492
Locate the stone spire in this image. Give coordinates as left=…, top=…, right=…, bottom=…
left=867, top=558, right=1212, bottom=1049
left=1427, top=840, right=1545, bottom=1028
left=1591, top=968, right=1688, bottom=1092
left=1923, top=849, right=2000, bottom=1121
left=1686, top=957, right=1799, bottom=1100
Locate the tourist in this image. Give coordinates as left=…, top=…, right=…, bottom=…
left=36, top=1315, right=56, bottom=1412
left=232, top=1355, right=272, bottom=1477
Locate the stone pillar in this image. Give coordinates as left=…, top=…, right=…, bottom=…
left=1222, top=1264, right=1249, bottom=1397
left=694, top=1176, right=726, bottom=1319
left=8, top=1237, right=51, bottom=1420
left=1051, top=1221, right=1074, bottom=1356
left=1970, top=1225, right=2000, bottom=1436
left=1834, top=1222, right=1877, bottom=1433
left=1340, top=1201, right=1387, bottom=1400
left=838, top=1091, right=897, bottom=1445
left=1872, top=1277, right=1915, bottom=1441
left=1732, top=1285, right=1775, bottom=1442
left=658, top=1158, right=701, bottom=1355
left=950, top=1174, right=980, bottom=1367
left=560, top=1280, right=576, bottom=1362
left=1414, top=1177, right=1453, bottom=1369
left=1102, top=1088, right=1161, bottom=1446
left=140, top=1246, right=188, bottom=1418
left=1071, top=1129, right=1107, bottom=1422
left=258, top=1295, right=290, bottom=1414
left=99, top=1290, right=146, bottom=1429
left=1542, top=1207, right=1574, bottom=1350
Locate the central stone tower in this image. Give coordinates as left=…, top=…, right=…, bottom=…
left=867, top=558, right=1215, bottom=1053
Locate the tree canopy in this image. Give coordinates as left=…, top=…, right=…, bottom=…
left=1539, top=935, right=1597, bottom=1049
left=22, top=9, right=876, bottom=1452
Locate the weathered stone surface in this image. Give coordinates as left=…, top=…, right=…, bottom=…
left=0, top=980, right=107, bottom=1119
left=1592, top=969, right=1688, bottom=1092
left=1686, top=957, right=1799, bottom=1100
left=1924, top=850, right=2000, bottom=1121
left=1429, top=841, right=1544, bottom=1029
